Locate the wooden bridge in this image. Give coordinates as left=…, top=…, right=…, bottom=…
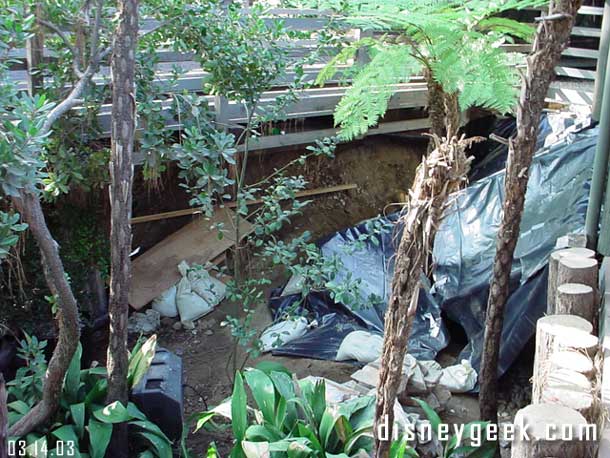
left=6, top=5, right=604, bottom=152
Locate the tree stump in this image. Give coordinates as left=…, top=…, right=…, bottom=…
left=540, top=369, right=595, bottom=422
left=547, top=248, right=596, bottom=313
left=557, top=257, right=598, bottom=292
left=532, top=315, right=597, bottom=404
left=555, top=283, right=595, bottom=323
left=549, top=350, right=595, bottom=378
left=511, top=404, right=594, bottom=458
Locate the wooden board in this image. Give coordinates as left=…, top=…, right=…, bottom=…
left=129, top=208, right=253, bottom=309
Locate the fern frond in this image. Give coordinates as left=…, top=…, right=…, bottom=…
left=476, top=17, right=536, bottom=41
left=334, top=45, right=421, bottom=140
left=315, top=37, right=377, bottom=87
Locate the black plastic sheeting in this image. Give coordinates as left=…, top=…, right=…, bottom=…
left=268, top=116, right=597, bottom=377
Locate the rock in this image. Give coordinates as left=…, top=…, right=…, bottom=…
left=415, top=419, right=432, bottom=444
left=204, top=329, right=214, bottom=336
left=128, top=309, right=160, bottom=334
left=419, top=360, right=442, bottom=388
left=182, top=320, right=196, bottom=330
left=407, top=364, right=427, bottom=394
left=172, top=321, right=183, bottom=331
left=432, top=385, right=451, bottom=407
left=199, top=318, right=217, bottom=330
left=161, top=317, right=175, bottom=327
left=424, top=393, right=441, bottom=411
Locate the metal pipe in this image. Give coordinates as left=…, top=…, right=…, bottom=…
left=585, top=46, right=610, bottom=246
left=593, top=1, right=610, bottom=122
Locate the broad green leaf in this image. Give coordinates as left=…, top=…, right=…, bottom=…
left=344, top=425, right=374, bottom=455
left=63, top=343, right=82, bottom=404
left=8, top=400, right=30, bottom=415
left=138, top=431, right=172, bottom=458
left=93, top=401, right=133, bottom=424
left=297, top=423, right=323, bottom=454
left=241, top=440, right=270, bottom=458
left=286, top=441, right=313, bottom=458
left=195, top=411, right=217, bottom=432
left=244, top=425, right=282, bottom=443
left=244, top=369, right=276, bottom=425
left=413, top=398, right=442, bottom=438
left=127, top=402, right=148, bottom=420
left=25, top=435, right=47, bottom=458
left=51, top=425, right=81, bottom=458
left=88, top=419, right=112, bottom=458
left=130, top=420, right=172, bottom=445
left=128, top=335, right=157, bottom=388
left=231, top=372, right=248, bottom=458
left=70, top=403, right=86, bottom=439
left=84, top=379, right=107, bottom=406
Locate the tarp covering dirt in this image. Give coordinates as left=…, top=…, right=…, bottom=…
left=268, top=113, right=597, bottom=377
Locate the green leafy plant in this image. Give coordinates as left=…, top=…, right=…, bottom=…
left=7, top=334, right=171, bottom=458
left=312, top=0, right=547, bottom=140
left=195, top=365, right=404, bottom=458
left=0, top=211, right=27, bottom=260
left=413, top=399, right=496, bottom=458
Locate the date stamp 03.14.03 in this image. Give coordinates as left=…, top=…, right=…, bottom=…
left=8, top=439, right=77, bottom=456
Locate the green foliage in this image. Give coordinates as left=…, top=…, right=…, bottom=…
left=0, top=211, right=27, bottom=260
left=313, top=0, right=547, bottom=139
left=195, top=366, right=409, bottom=458
left=7, top=334, right=172, bottom=458
left=414, top=398, right=496, bottom=458
left=334, top=45, right=420, bottom=141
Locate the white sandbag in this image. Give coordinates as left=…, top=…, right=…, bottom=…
left=438, top=359, right=477, bottom=393
left=336, top=330, right=384, bottom=363
left=176, top=261, right=213, bottom=323
left=260, top=317, right=308, bottom=352
left=188, top=266, right=226, bottom=306
left=151, top=285, right=178, bottom=318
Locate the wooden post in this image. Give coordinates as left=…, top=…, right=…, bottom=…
left=511, top=404, right=594, bottom=458
left=549, top=350, right=595, bottom=378
left=25, top=3, right=44, bottom=96
left=547, top=247, right=595, bottom=313
left=539, top=368, right=595, bottom=421
left=532, top=314, right=597, bottom=404
left=557, top=257, right=599, bottom=294
left=0, top=374, right=7, bottom=458
left=556, top=283, right=596, bottom=323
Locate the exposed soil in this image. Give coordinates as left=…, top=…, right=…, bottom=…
left=147, top=134, right=426, bottom=455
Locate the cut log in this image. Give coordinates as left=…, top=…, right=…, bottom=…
left=532, top=315, right=597, bottom=404
left=511, top=404, right=594, bottom=458
left=549, top=350, right=595, bottom=378
left=547, top=248, right=596, bottom=313
left=555, top=283, right=595, bottom=323
left=557, top=256, right=598, bottom=292
left=540, top=370, right=595, bottom=422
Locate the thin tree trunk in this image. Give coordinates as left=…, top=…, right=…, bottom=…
left=8, top=192, right=81, bottom=437
left=106, top=0, right=138, bottom=455
left=425, top=68, right=447, bottom=146
left=0, top=374, right=7, bottom=458
left=374, top=95, right=476, bottom=458
left=478, top=0, right=583, bottom=425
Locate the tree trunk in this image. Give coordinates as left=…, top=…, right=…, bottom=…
left=8, top=192, right=81, bottom=437
left=425, top=68, right=446, bottom=147
left=478, top=0, right=583, bottom=425
left=106, top=0, right=138, bottom=455
left=373, top=94, right=476, bottom=458
left=0, top=374, right=7, bottom=458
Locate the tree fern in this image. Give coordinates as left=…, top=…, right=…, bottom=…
left=310, top=0, right=547, bottom=138
left=333, top=45, right=420, bottom=140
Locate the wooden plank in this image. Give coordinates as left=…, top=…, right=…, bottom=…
left=571, top=26, right=601, bottom=38
left=131, top=183, right=358, bottom=224
left=555, top=66, right=596, bottom=80
left=562, top=47, right=599, bottom=59
left=241, top=117, right=430, bottom=152
left=129, top=208, right=253, bottom=309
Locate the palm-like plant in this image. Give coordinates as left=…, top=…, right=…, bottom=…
left=314, top=0, right=547, bottom=140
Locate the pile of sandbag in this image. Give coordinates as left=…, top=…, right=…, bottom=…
left=151, top=261, right=226, bottom=325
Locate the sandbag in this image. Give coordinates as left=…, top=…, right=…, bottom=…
left=260, top=317, right=309, bottom=352
left=188, top=266, right=226, bottom=306
left=336, top=330, right=384, bottom=363
left=151, top=285, right=178, bottom=318
left=176, top=261, right=213, bottom=323
left=438, top=359, right=477, bottom=393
